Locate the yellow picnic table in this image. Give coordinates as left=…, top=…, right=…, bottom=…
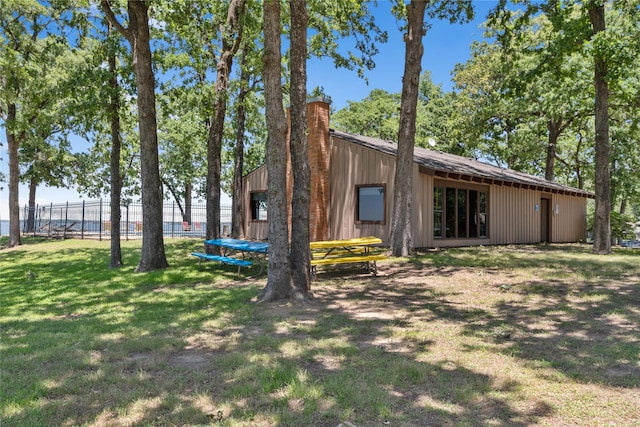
left=310, top=236, right=387, bottom=277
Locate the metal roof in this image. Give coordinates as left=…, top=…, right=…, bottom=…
left=331, top=129, right=594, bottom=199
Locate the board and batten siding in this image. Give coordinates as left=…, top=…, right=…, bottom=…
left=489, top=187, right=588, bottom=245
left=328, top=137, right=395, bottom=242
left=427, top=184, right=588, bottom=247
left=549, top=193, right=588, bottom=243
left=244, top=134, right=588, bottom=246
left=243, top=166, right=269, bottom=240
left=328, top=136, right=428, bottom=246
left=489, top=185, right=541, bottom=245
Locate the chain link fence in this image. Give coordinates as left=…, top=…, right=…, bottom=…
left=21, top=199, right=231, bottom=240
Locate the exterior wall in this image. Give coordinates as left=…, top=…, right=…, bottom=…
left=489, top=185, right=541, bottom=245
left=423, top=183, right=588, bottom=247
left=246, top=133, right=589, bottom=246
left=243, top=167, right=268, bottom=240
left=327, top=137, right=396, bottom=244
left=412, top=168, right=431, bottom=248
left=550, top=193, right=588, bottom=243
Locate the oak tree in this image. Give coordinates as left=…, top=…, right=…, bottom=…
left=101, top=0, right=168, bottom=271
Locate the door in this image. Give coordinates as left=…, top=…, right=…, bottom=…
left=540, top=198, right=550, bottom=243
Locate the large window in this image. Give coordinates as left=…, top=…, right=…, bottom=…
left=434, top=187, right=443, bottom=237
left=356, top=184, right=385, bottom=224
left=434, top=183, right=488, bottom=239
left=250, top=191, right=267, bottom=221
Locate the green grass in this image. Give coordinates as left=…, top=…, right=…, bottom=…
left=1, top=238, right=639, bottom=426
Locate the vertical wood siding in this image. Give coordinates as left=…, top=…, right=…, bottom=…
left=245, top=135, right=589, bottom=246
left=550, top=193, right=588, bottom=242
left=243, top=167, right=269, bottom=240
left=329, top=138, right=396, bottom=242
left=413, top=172, right=432, bottom=248
left=490, top=185, right=540, bottom=245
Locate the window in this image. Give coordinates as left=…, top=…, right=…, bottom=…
left=356, top=184, right=385, bottom=224
left=433, top=187, right=443, bottom=237
left=434, top=183, right=488, bottom=239
left=251, top=191, right=267, bottom=221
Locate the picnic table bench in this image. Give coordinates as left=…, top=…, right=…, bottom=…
left=191, top=238, right=268, bottom=276
left=310, top=236, right=387, bottom=278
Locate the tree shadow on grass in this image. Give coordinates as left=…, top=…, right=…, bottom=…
left=463, top=277, right=640, bottom=388
left=2, top=272, right=552, bottom=427
left=4, top=242, right=636, bottom=426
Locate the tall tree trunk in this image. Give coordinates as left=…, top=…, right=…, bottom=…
left=390, top=0, right=426, bottom=257
left=128, top=1, right=168, bottom=271
left=102, top=0, right=168, bottom=270
left=206, top=103, right=223, bottom=243
left=589, top=3, right=611, bottom=255
left=6, top=103, right=21, bottom=247
left=259, top=0, right=294, bottom=303
left=545, top=118, right=562, bottom=182
left=231, top=47, right=250, bottom=239
left=107, top=23, right=123, bottom=268
left=206, top=0, right=245, bottom=244
left=184, top=182, right=192, bottom=224
left=26, top=177, right=37, bottom=233
left=289, top=0, right=311, bottom=294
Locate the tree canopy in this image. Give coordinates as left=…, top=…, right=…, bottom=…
left=3, top=0, right=639, bottom=262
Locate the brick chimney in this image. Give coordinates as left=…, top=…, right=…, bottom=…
left=306, top=98, right=331, bottom=242
left=285, top=97, right=331, bottom=242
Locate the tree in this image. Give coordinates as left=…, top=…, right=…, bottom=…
left=332, top=89, right=401, bottom=141
left=101, top=0, right=168, bottom=271
left=20, top=130, right=73, bottom=233
left=453, top=13, right=593, bottom=183
left=106, top=21, right=124, bottom=267
left=0, top=1, right=87, bottom=247
left=289, top=0, right=312, bottom=294
left=230, top=47, right=251, bottom=239
left=157, top=92, right=207, bottom=225
left=229, top=44, right=264, bottom=239
left=486, top=0, right=640, bottom=253
left=589, top=2, right=611, bottom=254
left=390, top=0, right=474, bottom=256
left=259, top=0, right=294, bottom=302
left=206, top=0, right=246, bottom=244
left=390, top=0, right=427, bottom=257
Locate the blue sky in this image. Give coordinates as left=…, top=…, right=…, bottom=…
left=0, top=1, right=497, bottom=220
left=308, top=0, right=496, bottom=110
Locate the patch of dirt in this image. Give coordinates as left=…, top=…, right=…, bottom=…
left=169, top=352, right=209, bottom=369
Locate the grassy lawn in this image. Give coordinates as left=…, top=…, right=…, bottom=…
left=1, top=238, right=638, bottom=426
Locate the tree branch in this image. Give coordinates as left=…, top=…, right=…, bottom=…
left=100, top=0, right=132, bottom=42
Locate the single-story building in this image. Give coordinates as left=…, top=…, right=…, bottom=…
left=243, top=98, right=593, bottom=248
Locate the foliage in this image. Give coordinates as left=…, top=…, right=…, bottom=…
left=332, top=72, right=474, bottom=157
left=332, top=89, right=401, bottom=141
left=0, top=0, right=91, bottom=246
left=307, top=0, right=389, bottom=81
left=610, top=211, right=637, bottom=242
left=157, top=91, right=208, bottom=203
left=454, top=1, right=640, bottom=252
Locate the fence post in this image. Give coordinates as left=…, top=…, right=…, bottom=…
left=32, top=203, right=40, bottom=237
left=81, top=200, right=85, bottom=239
left=125, top=204, right=129, bottom=241
left=171, top=202, right=175, bottom=238
left=63, top=202, right=69, bottom=239
left=48, top=203, right=52, bottom=238
left=99, top=198, right=103, bottom=241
